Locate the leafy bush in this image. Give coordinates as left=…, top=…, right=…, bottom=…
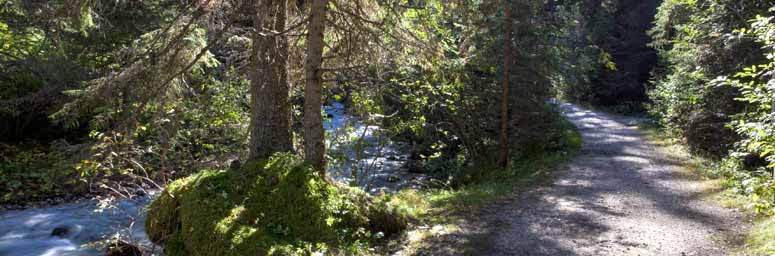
left=648, top=0, right=770, bottom=158
left=715, top=13, right=775, bottom=215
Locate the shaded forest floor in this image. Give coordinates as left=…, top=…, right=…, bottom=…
left=395, top=103, right=749, bottom=255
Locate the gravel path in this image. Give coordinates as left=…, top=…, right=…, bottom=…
left=400, top=103, right=748, bottom=256
left=479, top=102, right=747, bottom=255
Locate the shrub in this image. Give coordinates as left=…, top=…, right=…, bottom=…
left=715, top=12, right=775, bottom=215
left=648, top=0, right=769, bottom=158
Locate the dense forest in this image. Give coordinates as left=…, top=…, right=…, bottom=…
left=2, top=0, right=775, bottom=255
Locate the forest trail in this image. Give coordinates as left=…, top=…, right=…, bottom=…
left=481, top=102, right=748, bottom=255
left=404, top=103, right=748, bottom=256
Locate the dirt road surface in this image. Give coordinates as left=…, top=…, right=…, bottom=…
left=401, top=103, right=748, bottom=256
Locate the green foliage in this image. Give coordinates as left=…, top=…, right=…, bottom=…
left=1, top=0, right=251, bottom=200
left=0, top=143, right=65, bottom=203
left=1, top=0, right=588, bottom=202
left=348, top=0, right=569, bottom=171
left=711, top=13, right=775, bottom=216
left=648, top=0, right=770, bottom=157
left=442, top=109, right=580, bottom=187
left=0, top=0, right=172, bottom=141
left=2, top=1, right=593, bottom=252
left=146, top=153, right=411, bottom=256
left=63, top=62, right=249, bottom=191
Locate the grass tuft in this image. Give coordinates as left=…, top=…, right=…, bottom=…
left=746, top=217, right=775, bottom=255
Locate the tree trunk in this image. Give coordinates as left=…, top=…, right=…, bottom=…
left=249, top=0, right=293, bottom=160
left=303, top=0, right=328, bottom=172
left=498, top=0, right=512, bottom=169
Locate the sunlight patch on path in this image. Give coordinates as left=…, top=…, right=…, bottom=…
left=480, top=103, right=745, bottom=256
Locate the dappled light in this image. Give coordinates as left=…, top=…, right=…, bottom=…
left=2, top=0, right=775, bottom=255
left=400, top=103, right=746, bottom=255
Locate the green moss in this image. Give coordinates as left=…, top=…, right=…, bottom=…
left=146, top=153, right=408, bottom=255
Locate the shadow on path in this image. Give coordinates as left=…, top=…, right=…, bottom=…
left=406, top=103, right=746, bottom=256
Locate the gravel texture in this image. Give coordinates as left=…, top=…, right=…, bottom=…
left=402, top=103, right=748, bottom=256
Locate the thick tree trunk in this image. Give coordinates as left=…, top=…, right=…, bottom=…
left=498, top=0, right=512, bottom=169
left=303, top=0, right=328, bottom=171
left=249, top=0, right=293, bottom=160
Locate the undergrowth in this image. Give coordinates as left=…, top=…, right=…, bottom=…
left=0, top=142, right=82, bottom=204
left=429, top=110, right=581, bottom=210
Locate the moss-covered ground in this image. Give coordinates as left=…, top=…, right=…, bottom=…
left=146, top=153, right=411, bottom=255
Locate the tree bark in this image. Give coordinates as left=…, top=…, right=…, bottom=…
left=498, top=0, right=512, bottom=169
left=249, top=0, right=293, bottom=160
left=303, top=0, right=328, bottom=172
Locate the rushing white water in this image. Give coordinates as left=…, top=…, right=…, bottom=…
left=0, top=102, right=425, bottom=256
left=0, top=195, right=156, bottom=256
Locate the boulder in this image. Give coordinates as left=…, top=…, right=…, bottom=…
left=50, top=226, right=70, bottom=238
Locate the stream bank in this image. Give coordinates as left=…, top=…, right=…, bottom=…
left=0, top=102, right=426, bottom=256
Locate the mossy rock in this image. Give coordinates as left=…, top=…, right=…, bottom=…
left=146, top=153, right=408, bottom=255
